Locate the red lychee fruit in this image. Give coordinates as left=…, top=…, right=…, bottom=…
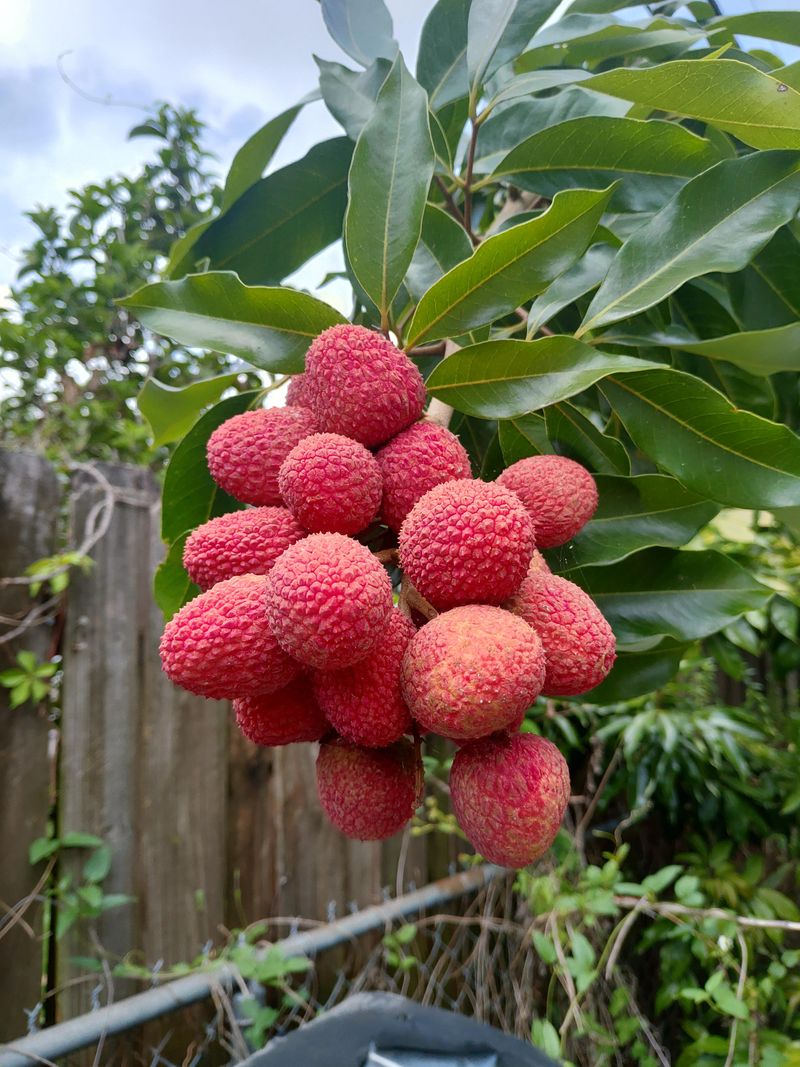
left=504, top=571, right=615, bottom=696
left=398, top=480, right=535, bottom=610
left=316, top=738, right=419, bottom=840
left=401, top=605, right=545, bottom=741
left=313, top=608, right=415, bottom=748
left=304, top=324, right=426, bottom=447
left=159, top=574, right=300, bottom=700
left=265, top=533, right=393, bottom=669
left=278, top=432, right=382, bottom=535
left=376, top=421, right=472, bottom=532
left=206, top=406, right=318, bottom=506
left=285, top=373, right=310, bottom=407
left=496, top=455, right=598, bottom=548
left=451, top=733, right=570, bottom=868
left=234, top=676, right=328, bottom=746
left=182, top=507, right=305, bottom=590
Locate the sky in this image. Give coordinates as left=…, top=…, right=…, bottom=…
left=0, top=0, right=796, bottom=300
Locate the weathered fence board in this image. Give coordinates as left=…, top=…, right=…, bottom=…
left=0, top=451, right=61, bottom=1041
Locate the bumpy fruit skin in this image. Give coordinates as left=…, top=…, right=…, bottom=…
left=314, top=608, right=415, bottom=747
left=265, top=533, right=393, bottom=669
left=316, top=738, right=418, bottom=840
left=159, top=575, right=300, bottom=700
left=451, top=733, right=570, bottom=868
left=234, top=676, right=328, bottom=746
left=304, top=324, right=426, bottom=447
left=496, top=455, right=598, bottom=548
left=505, top=571, right=616, bottom=696
left=401, top=605, right=545, bottom=741
left=206, top=406, right=318, bottom=506
left=279, top=433, right=382, bottom=535
left=285, top=373, right=310, bottom=407
left=376, top=421, right=472, bottom=532
left=182, top=507, right=305, bottom=590
left=398, top=480, right=535, bottom=610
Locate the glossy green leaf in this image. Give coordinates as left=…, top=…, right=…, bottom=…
left=467, top=0, right=561, bottom=101
left=138, top=372, right=239, bottom=448
left=518, top=15, right=705, bottom=70
left=528, top=244, right=615, bottom=335
left=544, top=402, right=630, bottom=474
left=170, top=138, right=353, bottom=284
left=600, top=368, right=800, bottom=509
left=709, top=11, right=800, bottom=48
left=498, top=413, right=551, bottom=464
left=416, top=0, right=471, bottom=111
left=580, top=152, right=800, bottom=334
left=321, top=0, right=397, bottom=67
left=580, top=548, right=771, bottom=648
left=484, top=69, right=591, bottom=112
left=493, top=117, right=729, bottom=212
left=405, top=204, right=474, bottom=301
left=345, top=55, right=435, bottom=320
left=425, top=336, right=656, bottom=418
left=730, top=226, right=800, bottom=329
left=406, top=185, right=615, bottom=347
left=154, top=534, right=199, bottom=621
left=316, top=57, right=391, bottom=140
left=582, top=641, right=690, bottom=704
left=121, top=273, right=345, bottom=374
left=585, top=59, right=800, bottom=151
left=161, top=391, right=258, bottom=544
left=550, top=474, right=718, bottom=570
left=449, top=411, right=502, bottom=477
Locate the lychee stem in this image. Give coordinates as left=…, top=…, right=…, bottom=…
left=399, top=574, right=438, bottom=622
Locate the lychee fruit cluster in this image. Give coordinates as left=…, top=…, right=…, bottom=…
left=159, top=323, right=616, bottom=868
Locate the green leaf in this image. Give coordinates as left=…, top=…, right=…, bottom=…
left=29, top=837, right=60, bottom=864
left=154, top=534, right=199, bottom=622
left=394, top=923, right=418, bottom=945
left=730, top=226, right=800, bottom=329
left=579, top=548, right=771, bottom=648
left=528, top=244, right=616, bottom=334
left=222, top=99, right=314, bottom=210
left=585, top=59, right=800, bottom=151
left=614, top=322, right=800, bottom=378
left=122, top=273, right=345, bottom=375
left=493, top=117, right=729, bottom=212
left=583, top=641, right=689, bottom=703
left=407, top=186, right=615, bottom=347
left=170, top=138, right=353, bottom=284
left=600, top=368, right=800, bottom=509
left=518, top=14, right=705, bottom=70
left=532, top=930, right=558, bottom=965
left=641, top=864, right=682, bottom=895
left=316, top=57, right=391, bottom=140
left=467, top=0, right=561, bottom=103
left=549, top=475, right=717, bottom=569
left=544, top=403, right=630, bottom=475
left=83, top=846, right=112, bottom=883
left=531, top=1019, right=561, bottom=1059
left=709, top=11, right=800, bottom=48
left=161, top=391, right=258, bottom=545
left=345, top=55, right=435, bottom=320
left=425, top=336, right=656, bottom=419
left=711, top=982, right=750, bottom=1021
left=405, top=204, right=474, bottom=302
left=580, top=151, right=800, bottom=334
left=485, top=69, right=592, bottom=112
left=321, top=0, right=397, bottom=67
left=61, top=832, right=105, bottom=849
left=138, top=373, right=239, bottom=448
left=416, top=0, right=471, bottom=111
left=499, top=414, right=551, bottom=464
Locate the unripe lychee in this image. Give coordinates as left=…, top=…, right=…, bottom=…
left=285, top=373, right=310, bottom=407
left=314, top=608, right=415, bottom=747
left=316, top=738, right=419, bottom=840
left=159, top=574, right=300, bottom=700
left=496, top=455, right=598, bottom=548
left=304, top=324, right=426, bottom=447
left=504, top=571, right=615, bottom=696
left=279, top=433, right=382, bottom=535
left=182, top=507, right=305, bottom=590
left=398, top=480, right=535, bottom=610
left=265, top=533, right=393, bottom=669
left=234, top=676, right=328, bottom=746
left=450, top=733, right=570, bottom=868
left=401, top=605, right=545, bottom=741
left=376, top=421, right=472, bottom=532
left=207, top=406, right=318, bottom=506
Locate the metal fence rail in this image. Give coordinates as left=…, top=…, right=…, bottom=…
left=0, top=866, right=503, bottom=1067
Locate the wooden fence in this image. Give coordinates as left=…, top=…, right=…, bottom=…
left=0, top=449, right=433, bottom=1042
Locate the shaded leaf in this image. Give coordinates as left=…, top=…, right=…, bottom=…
left=154, top=534, right=199, bottom=622
left=544, top=402, right=630, bottom=474
left=222, top=99, right=314, bottom=210
left=498, top=413, right=550, bottom=464
left=405, top=204, right=474, bottom=302
left=416, top=0, right=471, bottom=111
left=709, top=11, right=800, bottom=48
left=321, top=0, right=397, bottom=67
left=316, top=57, right=391, bottom=140
left=138, top=373, right=239, bottom=448
left=467, top=0, right=561, bottom=101
left=528, top=244, right=616, bottom=334
left=583, top=641, right=689, bottom=703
